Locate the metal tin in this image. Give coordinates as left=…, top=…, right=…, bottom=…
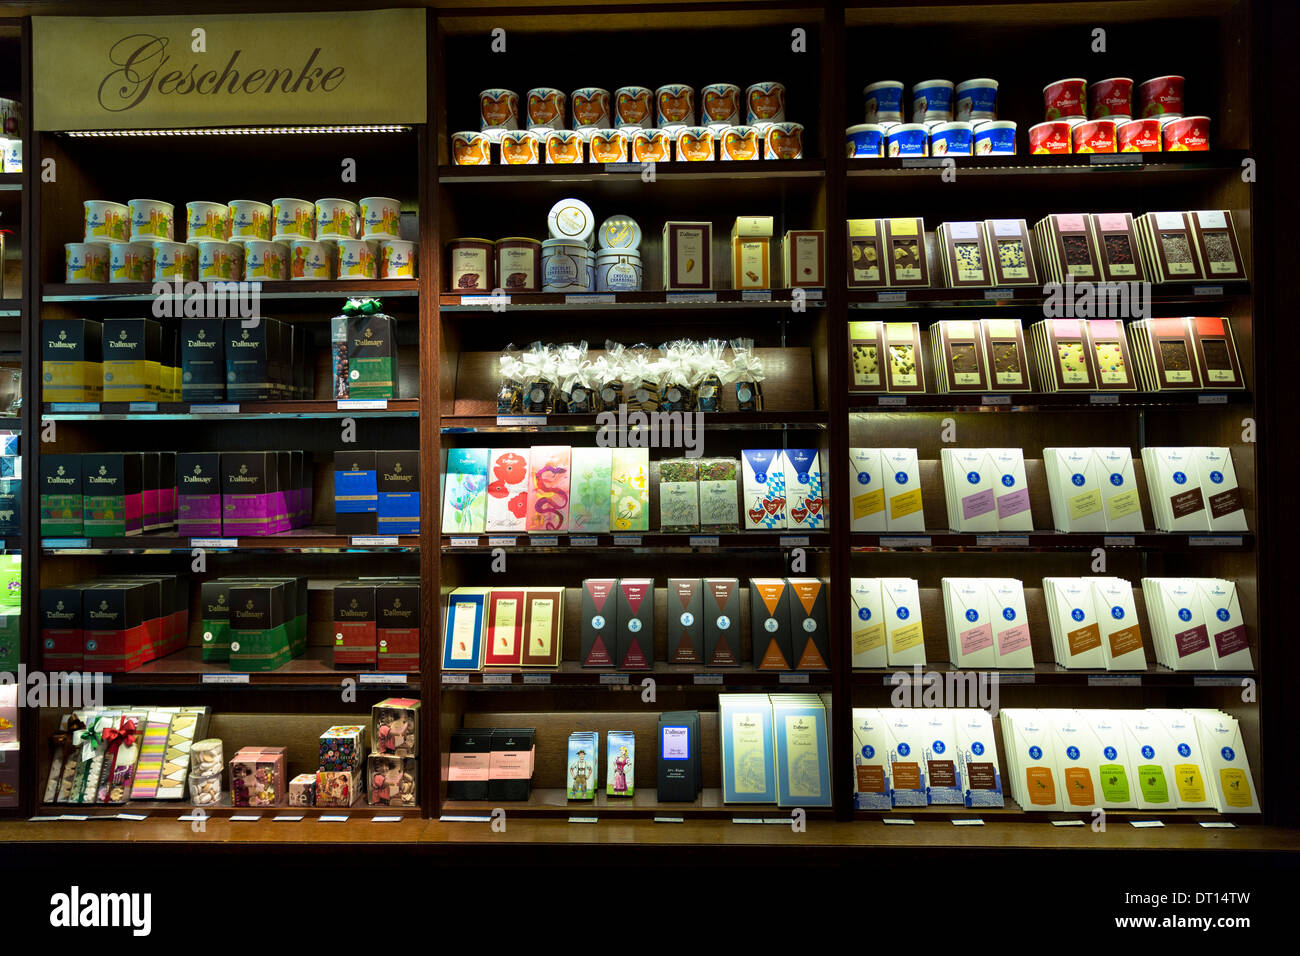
left=336, top=238, right=380, bottom=280
left=719, top=125, right=761, bottom=161
left=64, top=242, right=110, bottom=283
left=480, top=88, right=519, bottom=141
left=152, top=240, right=198, bottom=281
left=196, top=240, right=245, bottom=281
left=886, top=123, right=928, bottom=157
left=863, top=81, right=904, bottom=124
left=451, top=130, right=492, bottom=165
left=227, top=200, right=272, bottom=241
left=701, top=83, right=741, bottom=127
left=598, top=215, right=643, bottom=251
left=360, top=197, right=402, bottom=240
left=128, top=198, right=175, bottom=241
left=1028, top=120, right=1073, bottom=154
left=911, top=79, right=954, bottom=122
left=271, top=197, right=315, bottom=240
left=614, top=86, right=654, bottom=129
left=186, top=201, right=231, bottom=242
left=929, top=121, right=973, bottom=156
left=595, top=249, right=643, bottom=292
left=589, top=129, right=629, bottom=163
left=631, top=128, right=671, bottom=163
left=448, top=238, right=495, bottom=292
left=495, top=237, right=542, bottom=292
left=526, top=87, right=565, bottom=130
left=746, top=82, right=786, bottom=125
left=243, top=240, right=289, bottom=281
left=289, top=239, right=335, bottom=280
left=109, top=241, right=154, bottom=282
left=1116, top=118, right=1161, bottom=153
left=846, top=124, right=886, bottom=158
left=656, top=84, right=695, bottom=131
left=83, top=200, right=130, bottom=243
left=379, top=240, right=417, bottom=279
left=542, top=238, right=593, bottom=292
left=764, top=122, right=804, bottom=159
left=544, top=129, right=585, bottom=164
left=1162, top=115, right=1209, bottom=151
left=1043, top=78, right=1087, bottom=120
left=571, top=87, right=611, bottom=131
left=972, top=120, right=1016, bottom=155
left=676, top=126, right=715, bottom=161
left=955, top=79, right=998, bottom=122
left=1072, top=119, right=1117, bottom=154
left=547, top=198, right=596, bottom=245
left=499, top=129, right=542, bottom=165
left=315, top=198, right=358, bottom=240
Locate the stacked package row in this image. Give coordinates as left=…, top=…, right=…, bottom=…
left=447, top=727, right=536, bottom=801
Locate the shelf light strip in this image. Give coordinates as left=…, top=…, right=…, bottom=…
left=64, top=124, right=412, bottom=137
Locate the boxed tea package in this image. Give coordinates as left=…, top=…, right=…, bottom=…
left=447, top=729, right=491, bottom=800
left=180, top=318, right=225, bottom=402
left=609, top=447, right=649, bottom=532
left=488, top=728, right=535, bottom=802
left=982, top=218, right=1039, bottom=286
left=702, top=578, right=741, bottom=667
left=102, top=318, right=164, bottom=401
left=333, top=581, right=377, bottom=668
left=41, top=585, right=84, bottom=671
left=615, top=578, right=654, bottom=669
left=569, top=446, right=613, bottom=533
left=222, top=451, right=281, bottom=536
left=658, top=458, right=700, bottom=532
left=319, top=724, right=367, bottom=772
left=580, top=578, right=618, bottom=667
left=750, top=578, right=792, bottom=670
left=741, top=449, right=785, bottom=530
left=375, top=578, right=426, bottom=664
left=42, top=318, right=103, bottom=402
left=316, top=768, right=364, bottom=807
left=667, top=578, right=704, bottom=664
left=199, top=579, right=235, bottom=662
left=230, top=580, right=295, bottom=671
left=334, top=450, right=378, bottom=534
left=176, top=452, right=221, bottom=535
left=377, top=450, right=419, bottom=535
left=82, top=452, right=143, bottom=537
left=224, top=318, right=273, bottom=401
left=347, top=310, right=398, bottom=399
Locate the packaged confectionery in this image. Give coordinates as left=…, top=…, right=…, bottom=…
left=1139, top=75, right=1184, bottom=117
left=863, top=80, right=905, bottom=124
left=451, top=130, right=491, bottom=165
left=544, top=128, right=584, bottom=164
left=480, top=88, right=520, bottom=138
left=912, top=79, right=954, bottom=122
left=720, top=125, right=762, bottom=160
left=846, top=123, right=886, bottom=157
left=614, top=86, right=653, bottom=128
left=1043, top=78, right=1086, bottom=120
left=1163, top=115, right=1209, bottom=151
left=972, top=120, right=1015, bottom=155
left=676, top=126, right=715, bottom=161
left=955, top=78, right=998, bottom=121
left=499, top=128, right=541, bottom=164
left=570, top=87, right=610, bottom=130
left=1117, top=117, right=1161, bottom=152
left=1089, top=77, right=1133, bottom=119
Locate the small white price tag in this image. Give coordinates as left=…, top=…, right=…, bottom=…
left=1199, top=821, right=1237, bottom=829
left=482, top=673, right=513, bottom=685
left=371, top=816, right=403, bottom=823
left=741, top=291, right=772, bottom=301
left=450, top=537, right=479, bottom=547
left=358, top=673, right=407, bottom=685
left=732, top=817, right=764, bottom=824
left=319, top=815, right=350, bottom=823
left=1090, top=394, right=1119, bottom=404
left=1197, top=394, right=1228, bottom=404
left=1103, top=536, right=1136, bottom=547
left=568, top=816, right=599, bottom=824
left=495, top=415, right=546, bottom=426
left=1131, top=820, right=1165, bottom=828
left=229, top=815, right=262, bottom=822
left=202, top=673, right=249, bottom=684
left=981, top=395, right=1010, bottom=405
left=1189, top=536, right=1242, bottom=547
left=1088, top=675, right=1141, bottom=686
left=779, top=535, right=810, bottom=547
left=274, top=815, right=305, bottom=822
left=612, top=535, right=641, bottom=546
left=654, top=816, right=685, bottom=823
left=881, top=536, right=931, bottom=548
left=570, top=536, right=598, bottom=547
left=58, top=815, right=89, bottom=822
left=460, top=295, right=508, bottom=306
left=1193, top=286, right=1224, bottom=297
left=779, top=673, right=809, bottom=684
left=600, top=673, right=629, bottom=684
left=877, top=395, right=907, bottom=406
left=1194, top=677, right=1245, bottom=687
left=337, top=400, right=387, bottom=410
left=883, top=817, right=914, bottom=825
left=976, top=535, right=1029, bottom=547
left=487, top=536, right=517, bottom=547
left=442, top=673, right=469, bottom=684
left=666, top=292, right=717, bottom=303
left=191, top=404, right=240, bottom=414
left=999, top=673, right=1036, bottom=684
left=877, top=291, right=907, bottom=302
left=352, top=536, right=400, bottom=546
left=1052, top=820, right=1086, bottom=827
left=116, top=813, right=148, bottom=821
left=528, top=535, right=559, bottom=547
left=983, top=288, right=1013, bottom=300
left=689, top=535, right=720, bottom=547
left=191, top=538, right=237, bottom=548
left=1089, top=153, right=1141, bottom=165
left=566, top=293, right=616, bottom=304
left=438, top=815, right=492, bottom=822
left=694, top=674, right=723, bottom=685
left=128, top=402, right=158, bottom=412
left=952, top=818, right=985, bottom=826
left=523, top=673, right=552, bottom=685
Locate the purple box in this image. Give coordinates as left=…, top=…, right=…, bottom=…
left=177, top=452, right=222, bottom=535
left=221, top=451, right=280, bottom=536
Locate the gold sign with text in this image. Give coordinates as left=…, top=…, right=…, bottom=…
left=34, top=9, right=427, bottom=130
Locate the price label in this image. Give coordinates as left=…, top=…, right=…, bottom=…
left=482, top=673, right=513, bottom=685
left=952, top=818, right=985, bottom=826
left=190, top=404, right=240, bottom=414
left=1193, top=286, right=1224, bottom=297
left=694, top=674, right=723, bottom=685
left=371, top=816, right=403, bottom=823
left=568, top=816, right=599, bottom=824
left=901, top=158, right=943, bottom=168
left=1052, top=820, right=1086, bottom=827
left=43, top=539, right=91, bottom=549
left=487, top=536, right=517, bottom=548
left=780, top=535, right=810, bottom=547
left=612, top=535, right=642, bottom=546
left=1199, top=821, right=1237, bottom=829
left=741, top=291, right=772, bottom=302
left=449, top=537, right=479, bottom=547
left=1089, top=153, right=1141, bottom=165
left=523, top=673, right=552, bottom=685
left=877, top=291, right=907, bottom=302
left=49, top=402, right=101, bottom=412
left=1103, top=536, right=1136, bottom=547
left=191, top=538, right=237, bottom=548
left=352, top=536, right=400, bottom=546
left=359, top=673, right=408, bottom=685
left=495, top=415, right=546, bottom=426
left=127, top=402, right=158, bottom=412
left=877, top=395, right=907, bottom=406
left=116, top=813, right=148, bottom=821
left=689, top=535, right=720, bottom=547
left=1090, top=394, right=1119, bottom=404
left=881, top=536, right=931, bottom=548
left=57, top=815, right=89, bottom=822
left=1197, top=394, right=1228, bottom=405
left=732, top=817, right=764, bottom=824
left=442, top=674, right=469, bottom=685
left=779, top=673, right=810, bottom=684
left=320, top=815, right=350, bottom=823
left=666, top=292, right=718, bottom=303
left=599, top=673, right=629, bottom=685
left=460, top=295, right=508, bottom=306
left=803, top=288, right=825, bottom=302
left=230, top=815, right=262, bottom=822
left=654, top=816, right=685, bottom=823
left=1130, top=820, right=1165, bottom=829
left=1189, top=536, right=1243, bottom=547
left=1194, top=677, right=1246, bottom=687
left=999, top=673, right=1036, bottom=684
left=1088, top=675, right=1141, bottom=686
left=883, top=817, right=915, bottom=825
left=570, top=536, right=598, bottom=547
left=981, top=395, right=1010, bottom=405
left=439, top=814, right=492, bottom=822
left=976, top=535, right=1029, bottom=547
left=565, top=293, right=616, bottom=304
left=528, top=535, right=559, bottom=547
left=202, top=673, right=249, bottom=684
left=337, top=399, right=388, bottom=410
left=983, top=288, right=1013, bottom=300
left=274, top=815, right=305, bottom=822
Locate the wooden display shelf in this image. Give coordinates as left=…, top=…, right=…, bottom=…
left=442, top=410, right=828, bottom=432
left=848, top=392, right=1253, bottom=412
left=439, top=289, right=825, bottom=310
left=81, top=646, right=418, bottom=690
left=41, top=280, right=419, bottom=302
left=847, top=282, right=1249, bottom=309
left=848, top=531, right=1254, bottom=552
left=441, top=661, right=832, bottom=691
left=32, top=802, right=422, bottom=820
left=41, top=399, right=421, bottom=421
left=441, top=786, right=835, bottom=819
left=41, top=527, right=420, bottom=554
left=441, top=530, right=827, bottom=552
left=851, top=664, right=1255, bottom=688
left=851, top=803, right=1258, bottom=824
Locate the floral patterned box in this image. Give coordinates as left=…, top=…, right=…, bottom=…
left=485, top=449, right=530, bottom=532
left=569, top=447, right=613, bottom=533
left=319, top=724, right=368, bottom=772
left=527, top=446, right=571, bottom=533
left=609, top=448, right=649, bottom=531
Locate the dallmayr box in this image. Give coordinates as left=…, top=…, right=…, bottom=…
left=229, top=580, right=293, bottom=671
left=347, top=313, right=398, bottom=399
left=40, top=454, right=83, bottom=536
left=82, top=452, right=143, bottom=537
left=81, top=582, right=151, bottom=672
left=377, top=449, right=419, bottom=535
left=102, top=318, right=164, bottom=401
left=41, top=585, right=84, bottom=671
left=221, top=451, right=280, bottom=536
left=224, top=318, right=272, bottom=401
left=180, top=318, right=226, bottom=402
left=615, top=578, right=655, bottom=669
left=177, top=452, right=222, bottom=535
left=334, top=450, right=378, bottom=534
left=333, top=581, right=377, bottom=668
left=667, top=578, right=704, bottom=664
left=376, top=581, right=420, bottom=672
left=702, top=578, right=741, bottom=667
left=580, top=578, right=617, bottom=667
left=42, top=318, right=103, bottom=402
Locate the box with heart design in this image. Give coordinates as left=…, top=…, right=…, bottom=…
left=741, top=449, right=785, bottom=530
left=782, top=449, right=824, bottom=530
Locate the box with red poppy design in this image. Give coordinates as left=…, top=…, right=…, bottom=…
left=485, top=448, right=530, bottom=532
